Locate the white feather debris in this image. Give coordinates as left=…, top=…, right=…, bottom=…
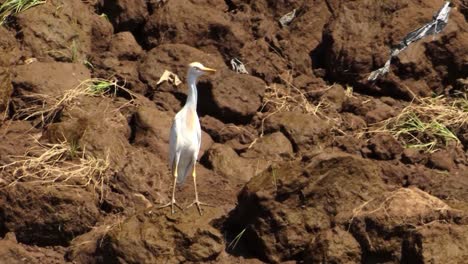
left=279, top=8, right=297, bottom=27
left=368, top=1, right=452, bottom=81
left=156, top=70, right=182, bottom=86
left=230, top=58, right=249, bottom=74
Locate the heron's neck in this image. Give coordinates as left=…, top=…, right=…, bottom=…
left=185, top=74, right=198, bottom=109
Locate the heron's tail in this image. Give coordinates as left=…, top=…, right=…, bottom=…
left=176, top=155, right=193, bottom=185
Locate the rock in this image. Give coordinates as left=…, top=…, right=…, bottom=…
left=264, top=111, right=331, bottom=152
left=100, top=0, right=149, bottom=32
left=368, top=133, right=403, bottom=160
left=199, top=70, right=266, bottom=123
left=98, top=209, right=224, bottom=263
left=109, top=32, right=143, bottom=60
left=304, top=227, right=361, bottom=264
left=0, top=183, right=100, bottom=246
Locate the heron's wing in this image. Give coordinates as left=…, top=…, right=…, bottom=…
left=196, top=119, right=202, bottom=154
left=169, top=118, right=178, bottom=170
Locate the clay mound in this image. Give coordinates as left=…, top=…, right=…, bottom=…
left=225, top=152, right=468, bottom=263
left=0, top=232, right=66, bottom=264
left=0, top=183, right=100, bottom=246
left=224, top=152, right=388, bottom=263
left=0, top=0, right=467, bottom=262
left=142, top=0, right=247, bottom=59
left=349, top=187, right=467, bottom=263
left=98, top=0, right=149, bottom=32
left=96, top=208, right=224, bottom=263
left=16, top=0, right=112, bottom=62
left=320, top=0, right=468, bottom=97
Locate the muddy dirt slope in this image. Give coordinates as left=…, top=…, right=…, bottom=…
left=0, top=0, right=467, bottom=263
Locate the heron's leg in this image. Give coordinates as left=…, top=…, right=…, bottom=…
left=158, top=159, right=183, bottom=214
left=187, top=162, right=212, bottom=216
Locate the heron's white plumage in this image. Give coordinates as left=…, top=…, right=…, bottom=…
left=169, top=107, right=201, bottom=184
left=169, top=62, right=212, bottom=184
left=163, top=61, right=216, bottom=215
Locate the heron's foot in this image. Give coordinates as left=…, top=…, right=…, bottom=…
left=187, top=199, right=213, bottom=216
left=157, top=199, right=183, bottom=214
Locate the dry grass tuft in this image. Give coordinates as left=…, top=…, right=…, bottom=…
left=348, top=188, right=451, bottom=230
left=14, top=77, right=135, bottom=127
left=0, top=138, right=110, bottom=201
left=258, top=74, right=330, bottom=138
left=375, top=95, right=466, bottom=152
left=0, top=0, right=46, bottom=25
left=261, top=81, right=320, bottom=116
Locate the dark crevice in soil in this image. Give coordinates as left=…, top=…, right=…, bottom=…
left=0, top=209, right=7, bottom=238
left=223, top=225, right=268, bottom=262
left=224, top=0, right=237, bottom=12
left=99, top=200, right=116, bottom=214
left=132, top=26, right=151, bottom=51
left=401, top=234, right=424, bottom=264
left=16, top=226, right=73, bottom=247
left=96, top=1, right=148, bottom=53
left=362, top=251, right=396, bottom=264
left=127, top=113, right=137, bottom=144
left=310, top=41, right=328, bottom=72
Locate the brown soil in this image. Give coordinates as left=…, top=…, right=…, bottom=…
left=0, top=0, right=467, bottom=263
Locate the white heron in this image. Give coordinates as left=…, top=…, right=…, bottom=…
left=159, top=62, right=216, bottom=215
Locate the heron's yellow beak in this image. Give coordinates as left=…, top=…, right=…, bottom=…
left=201, top=66, right=216, bottom=74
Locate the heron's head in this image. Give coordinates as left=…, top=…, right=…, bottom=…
left=187, top=62, right=216, bottom=79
